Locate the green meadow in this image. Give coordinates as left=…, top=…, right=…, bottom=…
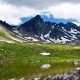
left=0, top=42, right=80, bottom=63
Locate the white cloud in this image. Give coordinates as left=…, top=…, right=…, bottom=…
left=2, top=0, right=80, bottom=9
left=0, top=1, right=80, bottom=25
left=0, top=1, right=39, bottom=25
left=48, top=3, right=80, bottom=23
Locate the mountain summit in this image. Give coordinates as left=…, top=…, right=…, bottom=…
left=19, top=15, right=44, bottom=35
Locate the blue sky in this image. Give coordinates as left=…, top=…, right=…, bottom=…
left=0, top=0, right=80, bottom=25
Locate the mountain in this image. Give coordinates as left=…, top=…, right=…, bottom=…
left=12, top=15, right=80, bottom=44
left=0, top=20, right=14, bottom=30
left=0, top=21, right=23, bottom=43
left=20, top=12, right=77, bottom=24
left=0, top=15, right=80, bottom=44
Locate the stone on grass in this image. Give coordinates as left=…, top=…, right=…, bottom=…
left=41, top=64, right=51, bottom=69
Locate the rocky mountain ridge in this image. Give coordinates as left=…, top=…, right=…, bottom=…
left=0, top=15, right=80, bottom=44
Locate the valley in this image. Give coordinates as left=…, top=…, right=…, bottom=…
left=0, top=15, right=80, bottom=80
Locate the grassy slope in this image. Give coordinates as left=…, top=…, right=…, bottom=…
left=0, top=25, right=23, bottom=42
left=0, top=25, right=13, bottom=39
left=0, top=42, right=80, bottom=63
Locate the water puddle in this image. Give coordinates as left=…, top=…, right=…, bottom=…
left=39, top=52, right=51, bottom=56
left=0, top=62, right=80, bottom=80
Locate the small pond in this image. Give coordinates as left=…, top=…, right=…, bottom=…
left=0, top=61, right=80, bottom=80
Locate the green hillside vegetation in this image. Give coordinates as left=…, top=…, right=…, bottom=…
left=0, top=42, right=80, bottom=64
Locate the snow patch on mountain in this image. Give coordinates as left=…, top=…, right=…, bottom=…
left=24, top=37, right=39, bottom=42
left=40, top=34, right=45, bottom=41
left=44, top=31, right=51, bottom=38
left=73, top=22, right=80, bottom=26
